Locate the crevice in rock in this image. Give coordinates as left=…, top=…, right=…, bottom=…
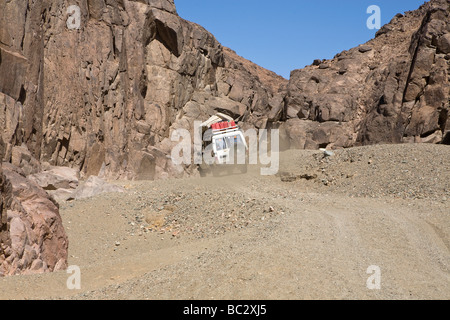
left=18, top=85, right=26, bottom=105
left=402, top=10, right=433, bottom=104
left=97, top=130, right=104, bottom=143
left=111, top=27, right=118, bottom=58
left=20, top=2, right=29, bottom=52
left=59, top=136, right=70, bottom=162
left=438, top=107, right=448, bottom=132
left=139, top=70, right=148, bottom=99
left=154, top=24, right=180, bottom=57
left=144, top=10, right=182, bottom=58
left=442, top=131, right=450, bottom=145
left=420, top=129, right=439, bottom=138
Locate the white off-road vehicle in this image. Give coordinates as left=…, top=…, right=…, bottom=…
left=198, top=113, right=248, bottom=177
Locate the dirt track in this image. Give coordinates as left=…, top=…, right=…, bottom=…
left=0, top=144, right=449, bottom=300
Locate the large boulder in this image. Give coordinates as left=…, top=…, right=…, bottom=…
left=28, top=166, right=80, bottom=191
left=68, top=176, right=124, bottom=201
left=0, top=163, right=68, bottom=276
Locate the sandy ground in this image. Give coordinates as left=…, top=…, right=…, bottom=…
left=0, top=144, right=448, bottom=300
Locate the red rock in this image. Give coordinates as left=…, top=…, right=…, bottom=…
left=0, top=162, right=68, bottom=276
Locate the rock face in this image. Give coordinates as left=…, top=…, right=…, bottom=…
left=0, top=0, right=287, bottom=181
left=282, top=0, right=450, bottom=149
left=0, top=161, right=68, bottom=276
left=1, top=0, right=447, bottom=180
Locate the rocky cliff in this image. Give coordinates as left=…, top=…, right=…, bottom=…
left=1, top=0, right=448, bottom=181
left=0, top=0, right=287, bottom=181
left=281, top=0, right=450, bottom=149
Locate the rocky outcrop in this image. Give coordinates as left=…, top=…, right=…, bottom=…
left=282, top=0, right=450, bottom=149
left=0, top=161, right=68, bottom=276
left=1, top=137, right=68, bottom=276
left=2, top=0, right=446, bottom=180
left=0, top=0, right=287, bottom=181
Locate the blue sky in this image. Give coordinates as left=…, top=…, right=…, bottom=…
left=175, top=0, right=428, bottom=79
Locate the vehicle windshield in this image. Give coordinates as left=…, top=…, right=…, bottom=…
left=226, top=135, right=245, bottom=147
left=225, top=136, right=235, bottom=148
left=235, top=135, right=245, bottom=146
left=215, top=135, right=246, bottom=152
left=215, top=138, right=227, bottom=151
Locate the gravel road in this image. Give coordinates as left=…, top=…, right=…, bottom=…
left=0, top=144, right=448, bottom=300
